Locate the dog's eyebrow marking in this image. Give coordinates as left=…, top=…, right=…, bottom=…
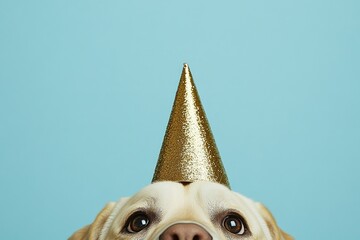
left=141, top=196, right=157, bottom=206
left=124, top=196, right=159, bottom=215
left=134, top=197, right=162, bottom=215
left=126, top=194, right=157, bottom=206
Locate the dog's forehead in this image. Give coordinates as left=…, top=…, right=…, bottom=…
left=186, top=182, right=249, bottom=211
left=131, top=181, right=236, bottom=207
left=139, top=181, right=231, bottom=195
left=124, top=181, right=186, bottom=209
left=187, top=181, right=233, bottom=197
left=121, top=181, right=260, bottom=222
left=125, top=181, right=243, bottom=224
left=134, top=181, right=185, bottom=200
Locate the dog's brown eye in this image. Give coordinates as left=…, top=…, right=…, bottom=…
left=223, top=215, right=245, bottom=235
left=126, top=212, right=150, bottom=233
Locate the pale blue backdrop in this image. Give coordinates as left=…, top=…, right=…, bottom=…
left=1, top=1, right=359, bottom=239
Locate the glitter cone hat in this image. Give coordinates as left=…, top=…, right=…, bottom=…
left=152, top=64, right=230, bottom=188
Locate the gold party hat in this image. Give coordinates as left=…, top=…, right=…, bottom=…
left=152, top=64, right=230, bottom=188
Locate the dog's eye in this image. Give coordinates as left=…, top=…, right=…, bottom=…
left=126, top=212, right=150, bottom=233
left=223, top=214, right=246, bottom=235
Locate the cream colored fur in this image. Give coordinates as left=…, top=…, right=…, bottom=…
left=69, top=181, right=292, bottom=240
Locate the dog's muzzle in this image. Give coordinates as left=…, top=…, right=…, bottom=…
left=159, top=223, right=212, bottom=240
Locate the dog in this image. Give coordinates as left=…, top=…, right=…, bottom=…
left=69, top=181, right=292, bottom=240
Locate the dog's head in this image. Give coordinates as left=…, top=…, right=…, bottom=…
left=69, top=181, right=292, bottom=240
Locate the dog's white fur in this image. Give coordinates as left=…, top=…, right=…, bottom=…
left=69, top=181, right=292, bottom=240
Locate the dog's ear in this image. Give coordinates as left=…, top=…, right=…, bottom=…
left=68, top=202, right=116, bottom=240
left=255, top=203, right=293, bottom=240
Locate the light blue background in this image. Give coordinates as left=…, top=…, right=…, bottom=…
left=1, top=1, right=359, bottom=239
